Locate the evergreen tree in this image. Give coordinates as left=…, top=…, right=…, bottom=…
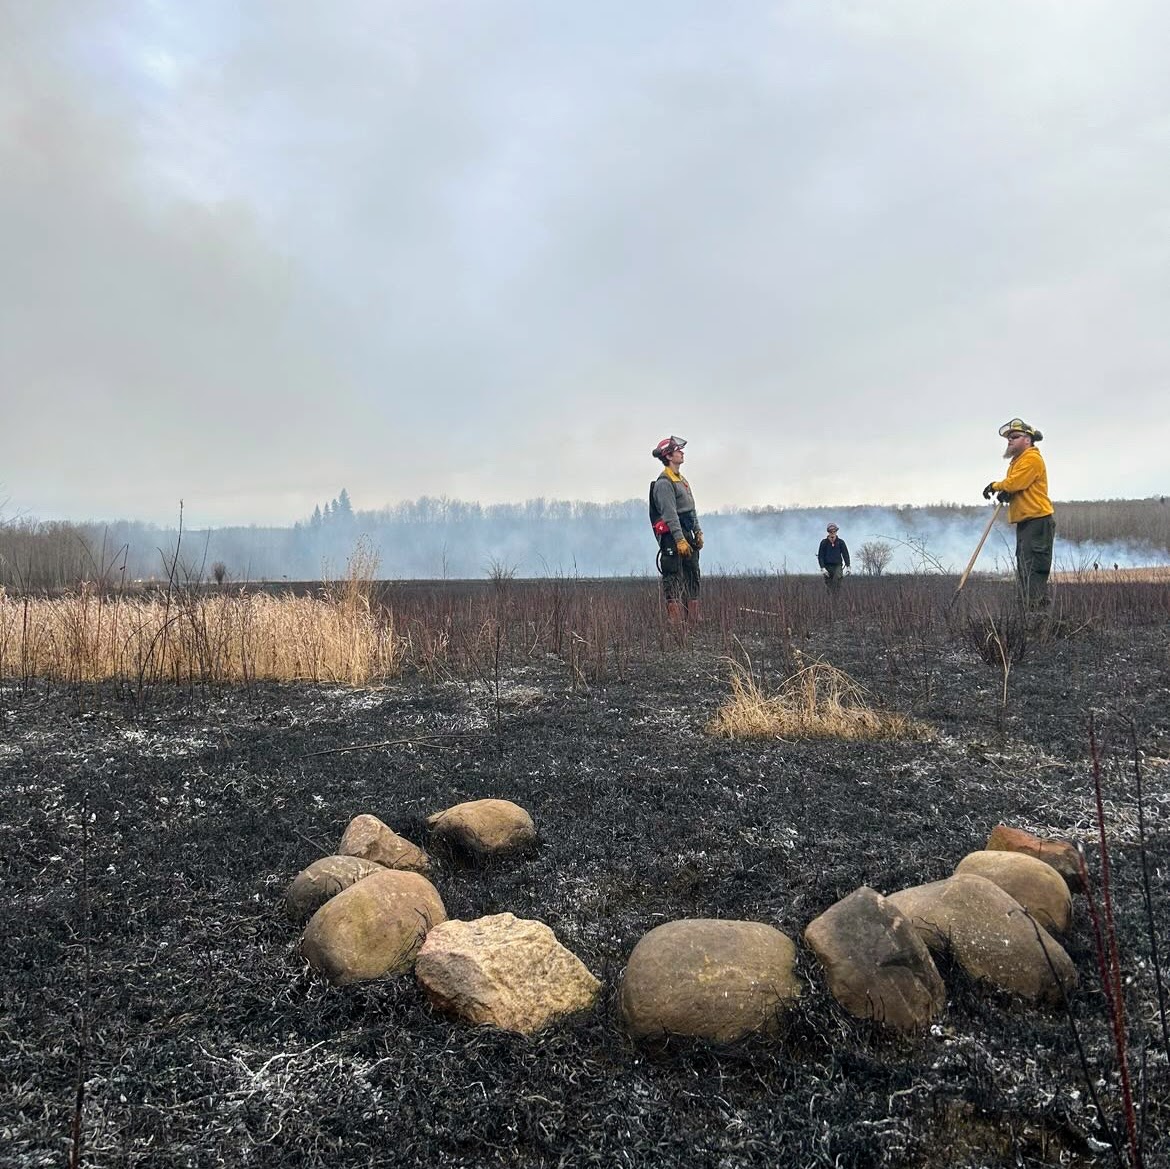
left=336, top=488, right=354, bottom=521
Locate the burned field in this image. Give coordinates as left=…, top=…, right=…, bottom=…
left=2, top=576, right=1169, bottom=1168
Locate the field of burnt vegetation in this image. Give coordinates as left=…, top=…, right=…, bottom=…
left=2, top=572, right=1169, bottom=1168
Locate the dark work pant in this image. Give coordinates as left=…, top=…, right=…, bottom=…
left=659, top=539, right=701, bottom=602
left=1015, top=514, right=1055, bottom=606
left=822, top=564, right=844, bottom=591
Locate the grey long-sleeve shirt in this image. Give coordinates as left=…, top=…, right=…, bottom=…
left=652, top=470, right=700, bottom=542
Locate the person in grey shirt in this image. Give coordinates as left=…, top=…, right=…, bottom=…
left=649, top=435, right=704, bottom=623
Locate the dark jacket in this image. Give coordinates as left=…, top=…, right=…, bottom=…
left=817, top=536, right=849, bottom=568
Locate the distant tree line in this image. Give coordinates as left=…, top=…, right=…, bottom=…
left=740, top=496, right=1170, bottom=548
left=0, top=517, right=98, bottom=590
left=2, top=493, right=1167, bottom=589
left=308, top=489, right=355, bottom=528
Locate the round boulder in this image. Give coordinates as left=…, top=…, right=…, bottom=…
left=985, top=824, right=1082, bottom=891
left=955, top=849, right=1072, bottom=934
left=426, top=798, right=536, bottom=857
left=620, top=918, right=802, bottom=1043
left=338, top=813, right=430, bottom=873
left=887, top=874, right=1077, bottom=1005
left=285, top=854, right=382, bottom=924
left=301, top=868, right=446, bottom=986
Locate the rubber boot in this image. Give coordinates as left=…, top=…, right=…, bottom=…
left=666, top=600, right=685, bottom=625
left=686, top=599, right=703, bottom=624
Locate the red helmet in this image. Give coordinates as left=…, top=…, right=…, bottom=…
left=652, top=435, right=687, bottom=462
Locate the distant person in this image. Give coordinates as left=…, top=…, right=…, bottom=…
left=982, top=417, right=1055, bottom=608
left=649, top=436, right=703, bottom=623
left=817, top=523, right=850, bottom=591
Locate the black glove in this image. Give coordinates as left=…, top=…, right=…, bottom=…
left=996, top=490, right=1012, bottom=504
left=982, top=482, right=996, bottom=500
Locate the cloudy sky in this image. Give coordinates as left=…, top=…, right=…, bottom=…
left=3, top=1, right=1168, bottom=527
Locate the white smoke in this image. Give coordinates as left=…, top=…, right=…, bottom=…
left=701, top=508, right=1170, bottom=576
left=79, top=502, right=1170, bottom=582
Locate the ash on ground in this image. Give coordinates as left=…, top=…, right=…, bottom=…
left=2, top=594, right=1168, bottom=1168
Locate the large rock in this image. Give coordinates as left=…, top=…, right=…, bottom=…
left=415, top=913, right=600, bottom=1034
left=955, top=849, right=1072, bottom=934
left=285, top=854, right=382, bottom=924
left=338, top=813, right=431, bottom=873
left=888, top=874, right=1077, bottom=1004
left=301, top=868, right=446, bottom=985
left=804, top=887, right=944, bottom=1033
left=986, top=824, right=1082, bottom=891
left=620, top=918, right=802, bottom=1042
left=426, top=799, right=537, bottom=857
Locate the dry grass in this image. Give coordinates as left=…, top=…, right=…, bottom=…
left=0, top=591, right=404, bottom=686
left=1052, top=566, right=1170, bottom=584
left=0, top=541, right=402, bottom=686
left=706, top=657, right=932, bottom=742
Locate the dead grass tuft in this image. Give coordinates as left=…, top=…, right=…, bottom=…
left=1052, top=565, right=1170, bottom=584
left=706, top=657, right=932, bottom=742
left=0, top=589, right=403, bottom=686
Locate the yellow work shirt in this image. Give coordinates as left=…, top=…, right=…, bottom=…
left=992, top=446, right=1053, bottom=524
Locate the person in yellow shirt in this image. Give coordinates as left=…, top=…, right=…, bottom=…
left=982, top=418, right=1055, bottom=607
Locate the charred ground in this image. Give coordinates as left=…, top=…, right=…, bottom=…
left=2, top=576, right=1169, bottom=1168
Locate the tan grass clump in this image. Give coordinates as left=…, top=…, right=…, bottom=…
left=706, top=658, right=931, bottom=742
left=1052, top=566, right=1170, bottom=584
left=0, top=589, right=403, bottom=686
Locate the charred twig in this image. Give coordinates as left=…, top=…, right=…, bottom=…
left=493, top=624, right=503, bottom=757
left=304, top=732, right=478, bottom=758
left=1130, top=724, right=1169, bottom=1061
left=1022, top=909, right=1125, bottom=1168
left=1084, top=718, right=1142, bottom=1168
left=1131, top=725, right=1168, bottom=1162
left=293, top=829, right=334, bottom=856
left=69, top=791, right=92, bottom=1169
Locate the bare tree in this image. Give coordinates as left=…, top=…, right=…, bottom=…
left=0, top=518, right=95, bottom=590
left=858, top=540, right=894, bottom=577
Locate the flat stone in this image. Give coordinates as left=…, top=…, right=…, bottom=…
left=804, top=886, right=944, bottom=1033
left=416, top=913, right=600, bottom=1034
